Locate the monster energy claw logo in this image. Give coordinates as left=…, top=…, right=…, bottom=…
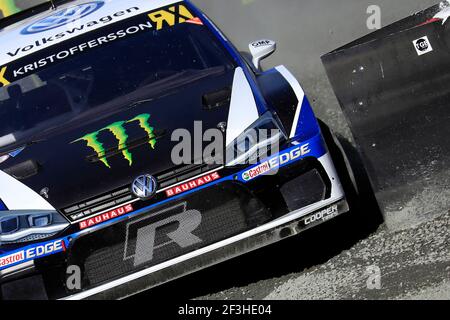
left=73, top=113, right=157, bottom=168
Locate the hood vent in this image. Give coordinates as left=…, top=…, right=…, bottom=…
left=202, top=87, right=232, bottom=110
left=3, top=160, right=39, bottom=180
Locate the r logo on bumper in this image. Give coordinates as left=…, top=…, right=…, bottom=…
left=123, top=203, right=202, bottom=267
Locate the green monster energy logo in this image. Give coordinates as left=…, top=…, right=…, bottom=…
left=72, top=113, right=157, bottom=168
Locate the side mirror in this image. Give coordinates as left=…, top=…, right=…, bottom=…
left=249, top=39, right=277, bottom=70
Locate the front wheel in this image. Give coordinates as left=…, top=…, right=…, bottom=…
left=317, top=119, right=383, bottom=233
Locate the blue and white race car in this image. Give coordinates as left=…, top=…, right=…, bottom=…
left=0, top=0, right=354, bottom=300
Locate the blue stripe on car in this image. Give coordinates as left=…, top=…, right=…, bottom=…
left=0, top=199, right=7, bottom=211
left=293, top=97, right=321, bottom=141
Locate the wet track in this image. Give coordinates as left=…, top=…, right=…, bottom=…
left=131, top=0, right=450, bottom=300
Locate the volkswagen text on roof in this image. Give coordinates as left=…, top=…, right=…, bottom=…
left=0, top=0, right=352, bottom=300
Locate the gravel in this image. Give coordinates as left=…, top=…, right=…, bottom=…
left=200, top=211, right=450, bottom=300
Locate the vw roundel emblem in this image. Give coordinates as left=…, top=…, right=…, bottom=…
left=131, top=175, right=158, bottom=200
left=22, top=1, right=105, bottom=35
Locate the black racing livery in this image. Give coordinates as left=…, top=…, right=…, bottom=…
left=0, top=0, right=352, bottom=300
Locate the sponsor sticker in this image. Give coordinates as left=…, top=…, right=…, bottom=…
left=242, top=143, right=311, bottom=181
left=251, top=40, right=273, bottom=48
left=0, top=66, right=10, bottom=86
left=0, top=238, right=66, bottom=271
left=242, top=162, right=271, bottom=181
left=413, top=36, right=433, bottom=56
left=0, top=251, right=24, bottom=268
left=79, top=203, right=134, bottom=230
left=8, top=5, right=140, bottom=63
left=10, top=18, right=152, bottom=80
left=22, top=1, right=105, bottom=35
left=303, top=205, right=339, bottom=226
left=147, top=4, right=199, bottom=30
left=165, top=172, right=221, bottom=197
left=3, top=3, right=203, bottom=86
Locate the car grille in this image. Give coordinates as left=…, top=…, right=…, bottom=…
left=62, top=163, right=221, bottom=222
left=156, top=163, right=221, bottom=189
left=66, top=182, right=271, bottom=288
left=63, top=187, right=134, bottom=222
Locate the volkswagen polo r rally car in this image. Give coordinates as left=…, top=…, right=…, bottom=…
left=0, top=0, right=353, bottom=300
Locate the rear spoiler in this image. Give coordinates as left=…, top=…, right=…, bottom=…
left=322, top=3, right=450, bottom=229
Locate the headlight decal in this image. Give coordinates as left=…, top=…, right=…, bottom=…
left=0, top=210, right=69, bottom=245
left=225, top=67, right=260, bottom=146
left=0, top=171, right=69, bottom=246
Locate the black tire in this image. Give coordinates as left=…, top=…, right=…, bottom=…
left=318, top=119, right=383, bottom=233
left=318, top=120, right=358, bottom=205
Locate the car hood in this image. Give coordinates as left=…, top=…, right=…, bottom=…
left=0, top=68, right=249, bottom=210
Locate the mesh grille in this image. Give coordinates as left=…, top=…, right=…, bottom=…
left=68, top=183, right=268, bottom=288
left=62, top=187, right=134, bottom=222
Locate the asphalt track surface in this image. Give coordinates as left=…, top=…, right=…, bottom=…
left=131, top=0, right=450, bottom=301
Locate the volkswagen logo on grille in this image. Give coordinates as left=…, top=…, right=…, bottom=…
left=132, top=175, right=157, bottom=200
left=22, top=1, right=105, bottom=35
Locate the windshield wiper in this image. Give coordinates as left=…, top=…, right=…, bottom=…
left=124, top=67, right=226, bottom=110
left=0, top=136, right=46, bottom=153
left=127, top=98, right=155, bottom=109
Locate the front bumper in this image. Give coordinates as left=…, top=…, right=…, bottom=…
left=71, top=199, right=348, bottom=300
left=0, top=134, right=347, bottom=300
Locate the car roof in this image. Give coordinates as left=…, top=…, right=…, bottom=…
left=0, top=0, right=185, bottom=67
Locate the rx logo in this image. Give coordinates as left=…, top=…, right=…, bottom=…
left=0, top=66, right=10, bottom=87
left=148, top=4, right=200, bottom=30
left=22, top=1, right=104, bottom=35
left=124, top=202, right=202, bottom=267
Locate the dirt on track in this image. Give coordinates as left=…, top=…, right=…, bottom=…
left=203, top=212, right=450, bottom=300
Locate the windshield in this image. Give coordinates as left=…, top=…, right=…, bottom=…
left=0, top=17, right=236, bottom=149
